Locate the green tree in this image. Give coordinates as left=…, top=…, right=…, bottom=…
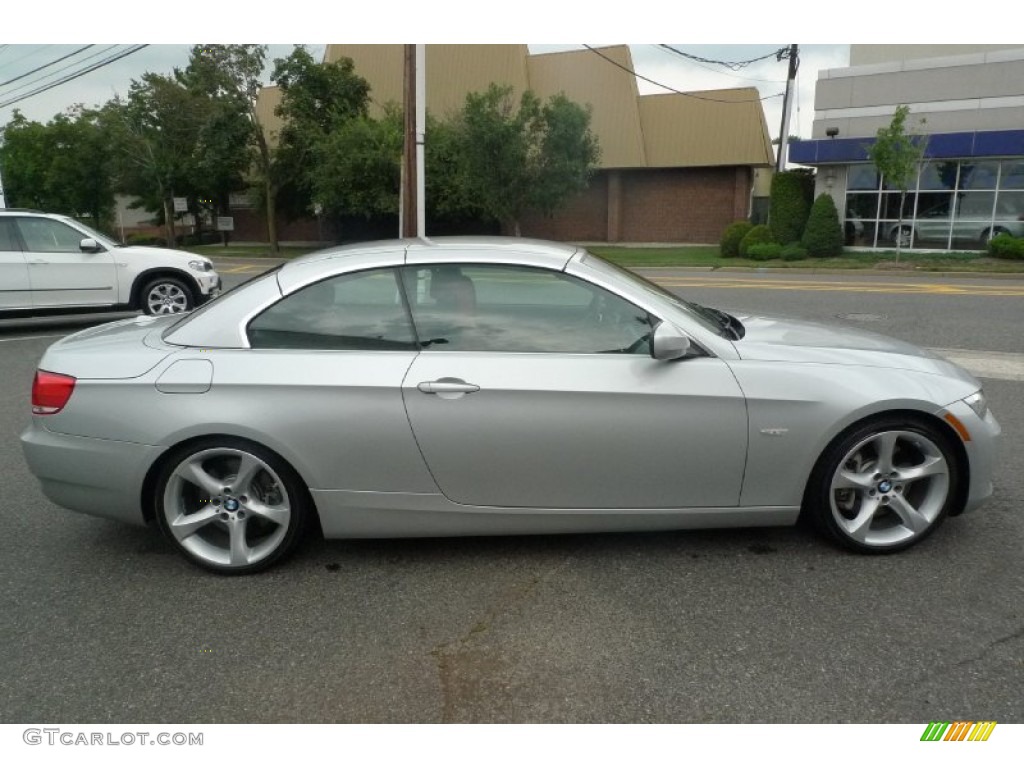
left=456, top=84, right=599, bottom=235
left=103, top=74, right=207, bottom=243
left=801, top=193, right=844, bottom=257
left=867, top=105, right=927, bottom=260
left=0, top=108, right=115, bottom=229
left=270, top=47, right=372, bottom=220
left=185, top=45, right=282, bottom=252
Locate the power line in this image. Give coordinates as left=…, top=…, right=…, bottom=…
left=657, top=45, right=787, bottom=71
left=0, top=45, right=94, bottom=88
left=583, top=45, right=784, bottom=104
left=0, top=46, right=50, bottom=71
left=0, top=45, right=121, bottom=102
left=0, top=45, right=149, bottom=110
left=654, top=45, right=785, bottom=85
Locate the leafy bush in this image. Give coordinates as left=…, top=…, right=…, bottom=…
left=769, top=171, right=812, bottom=245
left=738, top=224, right=776, bottom=258
left=125, top=234, right=167, bottom=247
left=781, top=242, right=808, bottom=261
left=987, top=233, right=1024, bottom=260
left=720, top=220, right=753, bottom=258
left=747, top=242, right=783, bottom=261
left=801, top=194, right=844, bottom=257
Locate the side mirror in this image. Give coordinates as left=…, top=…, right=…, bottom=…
left=79, top=238, right=102, bottom=253
left=651, top=321, right=692, bottom=361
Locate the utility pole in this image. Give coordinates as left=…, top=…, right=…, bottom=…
left=400, top=44, right=426, bottom=238
left=775, top=44, right=799, bottom=173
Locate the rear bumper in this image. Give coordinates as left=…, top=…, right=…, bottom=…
left=20, top=421, right=161, bottom=526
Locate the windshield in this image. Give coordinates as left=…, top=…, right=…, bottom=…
left=60, top=217, right=120, bottom=249
left=577, top=252, right=727, bottom=336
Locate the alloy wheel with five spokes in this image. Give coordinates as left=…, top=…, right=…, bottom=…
left=155, top=439, right=309, bottom=573
left=808, top=417, right=961, bottom=553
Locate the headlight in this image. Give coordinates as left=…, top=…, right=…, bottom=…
left=964, top=390, right=987, bottom=419
left=188, top=260, right=212, bottom=272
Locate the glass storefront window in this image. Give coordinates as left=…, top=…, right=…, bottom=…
left=1000, top=162, right=1024, bottom=189
left=959, top=162, right=1000, bottom=189
left=918, top=161, right=959, bottom=190
left=842, top=158, right=1024, bottom=250
left=846, top=164, right=881, bottom=190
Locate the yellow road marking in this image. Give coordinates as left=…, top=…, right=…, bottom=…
left=652, top=277, right=1024, bottom=297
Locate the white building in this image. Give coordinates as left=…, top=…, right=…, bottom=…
left=790, top=45, right=1024, bottom=251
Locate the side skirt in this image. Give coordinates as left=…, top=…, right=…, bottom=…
left=310, top=489, right=800, bottom=539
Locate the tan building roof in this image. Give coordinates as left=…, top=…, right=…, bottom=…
left=256, top=45, right=774, bottom=170
left=638, top=88, right=775, bottom=168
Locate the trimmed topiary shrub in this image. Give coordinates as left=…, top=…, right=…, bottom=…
left=747, top=242, right=783, bottom=261
left=988, top=233, right=1024, bottom=260
left=769, top=171, right=812, bottom=245
left=720, top=220, right=754, bottom=258
left=801, top=193, right=845, bottom=257
left=781, top=242, right=808, bottom=261
left=738, top=224, right=776, bottom=258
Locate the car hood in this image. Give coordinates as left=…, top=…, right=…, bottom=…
left=732, top=313, right=979, bottom=382
left=116, top=245, right=210, bottom=267
left=39, top=315, right=179, bottom=379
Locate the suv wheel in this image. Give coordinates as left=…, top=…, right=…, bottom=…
left=141, top=276, right=194, bottom=315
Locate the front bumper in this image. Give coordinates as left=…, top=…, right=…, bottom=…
left=20, top=421, right=162, bottom=527
left=195, top=272, right=222, bottom=301
left=942, top=399, right=1001, bottom=514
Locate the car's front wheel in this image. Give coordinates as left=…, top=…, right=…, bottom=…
left=141, top=276, right=194, bottom=315
left=805, top=416, right=961, bottom=553
left=154, top=438, right=310, bottom=574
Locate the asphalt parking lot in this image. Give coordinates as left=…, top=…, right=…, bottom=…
left=0, top=268, right=1021, bottom=723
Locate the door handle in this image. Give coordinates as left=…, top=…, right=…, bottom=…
left=417, top=378, right=480, bottom=395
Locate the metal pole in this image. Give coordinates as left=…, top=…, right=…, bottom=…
left=415, top=44, right=426, bottom=239
left=775, top=44, right=799, bottom=173
left=401, top=44, right=417, bottom=238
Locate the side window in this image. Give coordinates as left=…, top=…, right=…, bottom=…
left=401, top=264, right=655, bottom=354
left=15, top=218, right=86, bottom=253
left=247, top=268, right=417, bottom=351
left=0, top=219, right=20, bottom=251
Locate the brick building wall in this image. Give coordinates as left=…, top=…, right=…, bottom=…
left=618, top=167, right=750, bottom=243
left=521, top=167, right=752, bottom=244
left=230, top=166, right=755, bottom=245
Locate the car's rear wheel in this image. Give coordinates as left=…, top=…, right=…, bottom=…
left=806, top=416, right=961, bottom=553
left=154, top=438, right=309, bottom=574
left=982, top=226, right=1009, bottom=246
left=891, top=225, right=914, bottom=249
left=141, top=276, right=194, bottom=315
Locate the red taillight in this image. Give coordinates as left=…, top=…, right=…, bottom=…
left=32, top=371, right=76, bottom=415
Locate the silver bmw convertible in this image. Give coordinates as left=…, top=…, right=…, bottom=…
left=21, top=237, right=1000, bottom=573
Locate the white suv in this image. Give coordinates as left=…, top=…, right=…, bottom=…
left=0, top=210, right=221, bottom=315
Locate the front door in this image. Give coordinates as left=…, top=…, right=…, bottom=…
left=400, top=264, right=747, bottom=510
left=14, top=217, right=117, bottom=308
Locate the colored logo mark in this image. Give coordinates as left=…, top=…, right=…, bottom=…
left=921, top=721, right=997, bottom=742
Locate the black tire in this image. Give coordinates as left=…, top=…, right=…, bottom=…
left=982, top=227, right=1009, bottom=246
left=890, top=225, right=914, bottom=249
left=804, top=415, right=962, bottom=554
left=140, top=275, right=195, bottom=315
left=154, top=437, right=310, bottom=574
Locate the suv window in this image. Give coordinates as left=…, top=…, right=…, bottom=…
left=15, top=217, right=86, bottom=253
left=0, top=219, right=20, bottom=251
left=401, top=264, right=655, bottom=354
left=247, top=267, right=417, bottom=351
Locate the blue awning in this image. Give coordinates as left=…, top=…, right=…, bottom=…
left=789, top=129, right=1024, bottom=165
